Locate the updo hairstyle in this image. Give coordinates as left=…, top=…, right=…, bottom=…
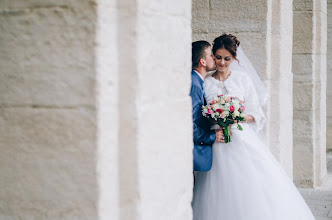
left=212, top=34, right=240, bottom=61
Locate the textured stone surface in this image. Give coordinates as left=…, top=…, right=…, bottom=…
left=327, top=0, right=332, bottom=150
left=94, top=1, right=119, bottom=220
left=117, top=1, right=193, bottom=220
left=0, top=107, right=98, bottom=220
left=0, top=4, right=96, bottom=107
left=293, top=11, right=315, bottom=54
left=293, top=0, right=314, bottom=11
left=268, top=0, right=294, bottom=176
left=293, top=0, right=327, bottom=187
left=0, top=1, right=100, bottom=219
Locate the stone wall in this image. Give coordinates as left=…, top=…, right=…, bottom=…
left=192, top=0, right=295, bottom=177
left=0, top=0, right=193, bottom=219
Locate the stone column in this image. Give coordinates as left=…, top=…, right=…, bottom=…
left=0, top=0, right=193, bottom=219
left=292, top=0, right=327, bottom=187
left=313, top=0, right=327, bottom=187
left=326, top=0, right=332, bottom=150
left=96, top=1, right=120, bottom=219
left=269, top=0, right=294, bottom=177
left=192, top=0, right=295, bottom=176
left=117, top=1, right=193, bottom=219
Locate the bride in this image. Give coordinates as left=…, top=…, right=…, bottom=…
left=192, top=34, right=315, bottom=220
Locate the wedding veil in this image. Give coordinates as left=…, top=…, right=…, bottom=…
left=229, top=46, right=269, bottom=140
left=229, top=46, right=269, bottom=108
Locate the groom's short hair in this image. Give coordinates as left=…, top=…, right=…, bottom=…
left=192, top=40, right=211, bottom=69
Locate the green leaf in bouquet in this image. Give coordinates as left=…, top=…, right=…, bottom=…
left=237, top=123, right=243, bottom=131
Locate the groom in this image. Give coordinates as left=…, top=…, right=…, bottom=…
left=191, top=41, right=224, bottom=172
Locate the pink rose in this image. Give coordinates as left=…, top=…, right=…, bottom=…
left=230, top=105, right=235, bottom=112
left=221, top=113, right=226, bottom=118
left=240, top=106, right=245, bottom=112
left=225, top=98, right=230, bottom=103
left=208, top=109, right=213, bottom=114
left=240, top=100, right=244, bottom=104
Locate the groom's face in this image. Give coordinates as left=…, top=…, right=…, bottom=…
left=204, top=47, right=216, bottom=72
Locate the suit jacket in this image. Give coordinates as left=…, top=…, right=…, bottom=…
left=190, top=70, right=216, bottom=171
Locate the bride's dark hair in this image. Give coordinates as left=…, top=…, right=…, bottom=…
left=212, top=34, right=240, bottom=60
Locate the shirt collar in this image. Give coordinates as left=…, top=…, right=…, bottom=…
left=194, top=70, right=204, bottom=82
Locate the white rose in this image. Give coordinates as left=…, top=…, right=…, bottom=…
left=233, top=110, right=240, bottom=117
left=212, top=103, right=219, bottom=111
left=233, top=102, right=240, bottom=110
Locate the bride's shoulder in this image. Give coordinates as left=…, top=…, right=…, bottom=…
left=230, top=70, right=250, bottom=82
left=231, top=70, right=246, bottom=77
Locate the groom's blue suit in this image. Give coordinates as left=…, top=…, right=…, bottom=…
left=190, top=70, right=216, bottom=171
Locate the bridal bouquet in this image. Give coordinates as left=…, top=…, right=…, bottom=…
left=202, top=95, right=245, bottom=143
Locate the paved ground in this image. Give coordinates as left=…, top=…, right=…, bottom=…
left=298, top=152, right=332, bottom=220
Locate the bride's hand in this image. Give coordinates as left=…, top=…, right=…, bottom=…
left=239, top=115, right=254, bottom=123
left=215, top=130, right=225, bottom=143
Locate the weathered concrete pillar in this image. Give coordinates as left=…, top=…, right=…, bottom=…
left=117, top=1, right=193, bottom=220
left=96, top=1, right=119, bottom=219
left=0, top=0, right=193, bottom=219
left=326, top=0, right=332, bottom=150
left=192, top=0, right=295, bottom=177
left=292, top=0, right=327, bottom=187
left=269, top=0, right=294, bottom=177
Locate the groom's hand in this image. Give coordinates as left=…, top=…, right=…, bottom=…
left=215, top=130, right=225, bottom=143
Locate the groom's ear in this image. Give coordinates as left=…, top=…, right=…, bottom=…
left=200, top=58, right=206, bottom=67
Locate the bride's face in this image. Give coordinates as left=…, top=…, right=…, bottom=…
left=213, top=48, right=234, bottom=73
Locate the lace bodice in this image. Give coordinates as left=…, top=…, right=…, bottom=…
left=204, top=70, right=266, bottom=132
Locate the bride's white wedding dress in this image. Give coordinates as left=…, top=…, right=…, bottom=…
left=192, top=70, right=315, bottom=220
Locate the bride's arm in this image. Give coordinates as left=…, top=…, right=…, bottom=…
left=243, top=75, right=266, bottom=130
left=239, top=115, right=255, bottom=123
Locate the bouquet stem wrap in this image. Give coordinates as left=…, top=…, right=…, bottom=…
left=223, top=125, right=231, bottom=143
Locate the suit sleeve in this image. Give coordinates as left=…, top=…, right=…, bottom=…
left=190, top=85, right=216, bottom=145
